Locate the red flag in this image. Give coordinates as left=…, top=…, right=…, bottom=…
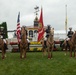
left=38, top=8, right=44, bottom=41
left=16, top=12, right=21, bottom=43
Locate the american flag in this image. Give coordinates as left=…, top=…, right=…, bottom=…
left=16, top=12, right=21, bottom=43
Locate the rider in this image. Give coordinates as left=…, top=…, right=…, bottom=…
left=0, top=27, right=8, bottom=50
left=67, top=27, right=74, bottom=39
left=45, top=25, right=56, bottom=49
left=45, top=25, right=51, bottom=39
left=44, top=25, right=51, bottom=48
left=66, top=27, right=74, bottom=46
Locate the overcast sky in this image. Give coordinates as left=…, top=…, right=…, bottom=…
left=0, top=0, right=76, bottom=31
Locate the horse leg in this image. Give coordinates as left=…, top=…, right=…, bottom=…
left=74, top=45, right=76, bottom=58
left=65, top=41, right=69, bottom=56
left=74, top=48, right=75, bottom=57
left=42, top=47, right=44, bottom=56
left=2, top=48, right=5, bottom=59
left=4, top=48, right=6, bottom=58
left=50, top=50, right=52, bottom=58
left=24, top=49, right=26, bottom=58
left=24, top=45, right=28, bottom=58
left=75, top=50, right=76, bottom=58
left=22, top=49, right=23, bottom=58
left=70, top=47, right=72, bottom=57
left=65, top=46, right=67, bottom=56
left=44, top=48, right=47, bottom=56
left=42, top=46, right=44, bottom=56
left=20, top=48, right=22, bottom=59
left=42, top=47, right=47, bottom=56
left=75, top=45, right=76, bottom=58
left=51, top=46, right=54, bottom=58
left=47, top=47, right=51, bottom=59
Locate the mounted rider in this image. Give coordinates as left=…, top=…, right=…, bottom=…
left=41, top=25, right=51, bottom=49
left=0, top=27, right=8, bottom=50
left=63, top=27, right=74, bottom=47
left=67, top=27, right=74, bottom=39
left=45, top=25, right=51, bottom=39
left=45, top=25, right=54, bottom=41
left=67, top=27, right=74, bottom=45
left=42, top=25, right=51, bottom=47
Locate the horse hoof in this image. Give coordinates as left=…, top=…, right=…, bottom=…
left=74, top=56, right=76, bottom=58
left=65, top=53, right=66, bottom=56
left=5, top=55, right=6, bottom=58
left=20, top=56, right=22, bottom=59
left=48, top=57, right=51, bottom=59
left=2, top=57, right=4, bottom=60
left=70, top=56, right=72, bottom=57
left=20, top=58, right=22, bottom=59
left=24, top=56, right=26, bottom=58
left=48, top=55, right=51, bottom=58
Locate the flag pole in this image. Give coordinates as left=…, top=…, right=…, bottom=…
left=65, top=4, right=67, bottom=38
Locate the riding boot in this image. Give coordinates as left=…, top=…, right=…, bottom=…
left=4, top=43, right=8, bottom=50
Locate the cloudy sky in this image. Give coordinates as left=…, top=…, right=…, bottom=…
left=0, top=0, right=76, bottom=31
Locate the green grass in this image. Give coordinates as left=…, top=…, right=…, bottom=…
left=0, top=51, right=76, bottom=75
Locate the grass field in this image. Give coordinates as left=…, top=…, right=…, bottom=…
left=0, top=51, right=76, bottom=75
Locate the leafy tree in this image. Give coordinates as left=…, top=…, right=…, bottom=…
left=0, top=22, right=8, bottom=38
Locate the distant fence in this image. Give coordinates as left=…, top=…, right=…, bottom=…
left=10, top=40, right=63, bottom=52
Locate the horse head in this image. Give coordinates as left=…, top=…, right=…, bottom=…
left=51, top=28, right=54, bottom=36
left=47, top=28, right=54, bottom=45
left=49, top=28, right=54, bottom=40
left=21, top=26, right=27, bottom=39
